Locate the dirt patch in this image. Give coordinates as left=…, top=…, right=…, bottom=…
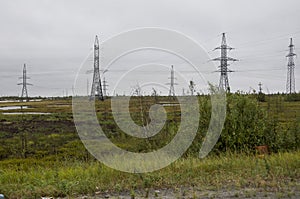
left=70, top=185, right=300, bottom=199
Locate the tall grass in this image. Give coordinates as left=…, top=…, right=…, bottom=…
left=0, top=151, right=299, bottom=198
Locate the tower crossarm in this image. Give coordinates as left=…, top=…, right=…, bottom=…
left=286, top=53, right=296, bottom=57
left=211, top=57, right=238, bottom=62
left=215, top=68, right=234, bottom=72
left=213, top=46, right=234, bottom=51
left=17, top=83, right=33, bottom=86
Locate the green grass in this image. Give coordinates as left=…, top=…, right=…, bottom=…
left=0, top=151, right=299, bottom=198
left=260, top=95, right=300, bottom=123
left=0, top=94, right=299, bottom=198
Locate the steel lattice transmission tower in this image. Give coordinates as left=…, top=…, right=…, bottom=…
left=18, top=64, right=32, bottom=102
left=286, top=38, right=296, bottom=94
left=212, top=33, right=238, bottom=92
left=90, top=35, right=104, bottom=101
left=167, top=65, right=177, bottom=97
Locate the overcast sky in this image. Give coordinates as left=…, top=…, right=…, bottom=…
left=0, top=0, right=300, bottom=97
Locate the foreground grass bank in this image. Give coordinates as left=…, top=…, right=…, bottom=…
left=0, top=151, right=299, bottom=198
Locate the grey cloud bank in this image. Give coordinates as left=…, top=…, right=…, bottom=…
left=0, top=0, right=299, bottom=96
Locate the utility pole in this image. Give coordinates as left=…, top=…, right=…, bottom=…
left=90, top=35, right=104, bottom=101
left=212, top=33, right=238, bottom=92
left=286, top=38, right=296, bottom=94
left=189, top=80, right=196, bottom=96
left=257, top=82, right=266, bottom=102
left=102, top=77, right=108, bottom=98
left=258, top=82, right=263, bottom=94
left=167, top=65, right=177, bottom=97
left=18, top=64, right=32, bottom=102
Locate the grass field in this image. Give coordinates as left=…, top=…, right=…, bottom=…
left=0, top=152, right=299, bottom=198
left=0, top=94, right=299, bottom=198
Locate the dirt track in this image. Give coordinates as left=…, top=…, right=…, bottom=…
left=71, top=185, right=300, bottom=199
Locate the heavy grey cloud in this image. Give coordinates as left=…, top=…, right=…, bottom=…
left=0, top=0, right=299, bottom=96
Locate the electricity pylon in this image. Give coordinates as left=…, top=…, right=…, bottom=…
left=212, top=33, right=238, bottom=92
left=90, top=35, right=104, bottom=101
left=167, top=65, right=177, bottom=97
left=258, top=82, right=263, bottom=94
left=18, top=64, right=32, bottom=102
left=286, top=38, right=296, bottom=94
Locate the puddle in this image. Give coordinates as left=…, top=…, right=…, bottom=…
left=0, top=106, right=29, bottom=110
left=1, top=112, right=51, bottom=115
left=47, top=105, right=70, bottom=108
left=29, top=99, right=43, bottom=102
left=161, top=103, right=180, bottom=107
left=0, top=100, right=20, bottom=103
left=0, top=99, right=43, bottom=103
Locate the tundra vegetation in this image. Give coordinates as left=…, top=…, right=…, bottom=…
left=0, top=93, right=299, bottom=198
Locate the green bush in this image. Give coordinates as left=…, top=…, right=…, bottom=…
left=285, top=93, right=300, bottom=102
left=188, top=92, right=282, bottom=155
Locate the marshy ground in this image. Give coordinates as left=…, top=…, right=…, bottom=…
left=0, top=94, right=299, bottom=198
